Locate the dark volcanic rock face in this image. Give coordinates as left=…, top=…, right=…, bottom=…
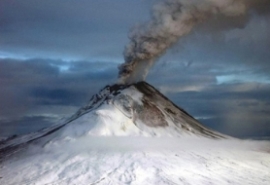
left=136, top=100, right=168, bottom=127
left=131, top=82, right=226, bottom=138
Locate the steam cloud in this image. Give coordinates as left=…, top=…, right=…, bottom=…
left=118, top=0, right=269, bottom=84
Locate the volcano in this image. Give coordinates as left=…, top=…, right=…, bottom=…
left=0, top=82, right=269, bottom=185
left=0, top=81, right=225, bottom=155
left=66, top=81, right=226, bottom=138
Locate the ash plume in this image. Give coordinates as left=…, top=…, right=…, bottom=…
left=118, top=0, right=267, bottom=84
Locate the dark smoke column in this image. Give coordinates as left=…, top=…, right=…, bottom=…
left=118, top=0, right=248, bottom=84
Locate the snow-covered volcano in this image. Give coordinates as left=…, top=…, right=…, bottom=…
left=1, top=81, right=225, bottom=155
left=66, top=81, right=226, bottom=138
left=1, top=82, right=270, bottom=185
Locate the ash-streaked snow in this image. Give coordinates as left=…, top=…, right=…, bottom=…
left=0, top=82, right=269, bottom=185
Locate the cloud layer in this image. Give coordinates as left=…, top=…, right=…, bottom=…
left=0, top=0, right=269, bottom=139
left=0, top=58, right=117, bottom=136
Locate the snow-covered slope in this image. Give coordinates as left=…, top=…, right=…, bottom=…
left=0, top=81, right=269, bottom=185
left=62, top=81, right=227, bottom=138
left=1, top=137, right=270, bottom=185
left=0, top=81, right=225, bottom=156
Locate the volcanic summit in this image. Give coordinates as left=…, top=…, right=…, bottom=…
left=67, top=81, right=226, bottom=138
left=0, top=81, right=226, bottom=159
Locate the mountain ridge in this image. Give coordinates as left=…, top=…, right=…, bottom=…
left=0, top=81, right=226, bottom=161
left=63, top=81, right=226, bottom=138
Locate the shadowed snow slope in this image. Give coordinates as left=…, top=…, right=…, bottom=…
left=0, top=82, right=270, bottom=185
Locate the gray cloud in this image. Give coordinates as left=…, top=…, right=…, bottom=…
left=0, top=0, right=153, bottom=60
left=160, top=83, right=270, bottom=138
left=0, top=58, right=117, bottom=134
left=0, top=116, right=58, bottom=137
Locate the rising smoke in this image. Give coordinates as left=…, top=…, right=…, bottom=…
left=118, top=0, right=269, bottom=84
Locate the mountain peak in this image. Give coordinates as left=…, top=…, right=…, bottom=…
left=0, top=81, right=226, bottom=159
left=64, top=81, right=226, bottom=138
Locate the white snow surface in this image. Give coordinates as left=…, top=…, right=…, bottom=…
left=1, top=84, right=270, bottom=185
left=57, top=103, right=188, bottom=138
left=1, top=136, right=270, bottom=185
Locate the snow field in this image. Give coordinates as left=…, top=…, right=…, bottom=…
left=1, top=137, right=270, bottom=185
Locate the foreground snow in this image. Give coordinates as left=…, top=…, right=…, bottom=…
left=1, top=137, right=269, bottom=185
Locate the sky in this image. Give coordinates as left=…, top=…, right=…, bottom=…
left=0, top=0, right=270, bottom=139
